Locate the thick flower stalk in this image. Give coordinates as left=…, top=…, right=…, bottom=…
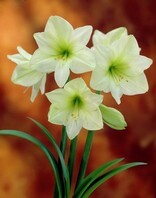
left=30, top=16, right=95, bottom=87
left=8, top=47, right=46, bottom=102
left=46, top=78, right=103, bottom=139
left=90, top=27, right=153, bottom=104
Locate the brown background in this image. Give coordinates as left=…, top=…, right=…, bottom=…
left=0, top=0, right=156, bottom=197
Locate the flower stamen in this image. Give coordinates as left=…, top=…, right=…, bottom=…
left=71, top=95, right=83, bottom=121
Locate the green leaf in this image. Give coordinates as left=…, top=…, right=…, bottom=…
left=28, top=118, right=70, bottom=197
left=74, top=158, right=124, bottom=198
left=82, top=162, right=146, bottom=197
left=99, top=104, right=127, bottom=130
left=67, top=136, right=78, bottom=185
left=0, top=130, right=63, bottom=198
left=75, top=131, right=94, bottom=189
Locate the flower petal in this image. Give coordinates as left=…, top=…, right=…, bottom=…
left=93, top=30, right=106, bottom=46
left=11, top=66, right=43, bottom=86
left=34, top=32, right=57, bottom=54
left=48, top=104, right=69, bottom=125
left=17, top=46, right=31, bottom=60
left=7, top=47, right=31, bottom=67
left=110, top=82, right=123, bottom=104
left=45, top=16, right=73, bottom=40
left=31, top=82, right=41, bottom=102
left=66, top=117, right=83, bottom=139
left=70, top=47, right=95, bottom=73
left=46, top=88, right=67, bottom=103
left=93, top=27, right=127, bottom=47
left=90, top=67, right=110, bottom=92
left=72, top=25, right=93, bottom=50
left=40, top=74, right=47, bottom=94
left=82, top=108, right=103, bottom=130
left=106, top=27, right=127, bottom=42
left=112, top=35, right=140, bottom=60
left=54, top=61, right=70, bottom=87
left=30, top=49, right=57, bottom=72
left=130, top=55, right=153, bottom=71
left=120, top=73, right=149, bottom=95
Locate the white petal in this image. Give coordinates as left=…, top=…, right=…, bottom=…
left=85, top=92, right=103, bottom=108
left=64, top=78, right=88, bottom=93
left=70, top=47, right=95, bottom=73
left=30, top=82, right=41, bottom=102
left=48, top=104, right=70, bottom=125
left=34, top=32, right=58, bottom=55
left=40, top=74, right=47, bottom=94
left=82, top=108, right=103, bottom=130
left=106, top=27, right=127, bottom=42
left=90, top=67, right=110, bottom=92
left=54, top=62, right=70, bottom=87
left=30, top=74, right=47, bottom=102
left=110, top=84, right=123, bottom=104
left=92, top=47, right=111, bottom=66
left=93, top=27, right=127, bottom=47
left=11, top=66, right=43, bottom=86
left=45, top=16, right=73, bottom=40
left=8, top=54, right=28, bottom=67
left=17, top=46, right=31, bottom=60
left=7, top=47, right=31, bottom=67
left=66, top=117, right=83, bottom=139
left=30, top=49, right=57, bottom=72
left=93, top=30, right=105, bottom=46
left=112, top=35, right=140, bottom=60
left=120, top=73, right=149, bottom=95
left=130, top=55, right=153, bottom=71
left=46, top=88, right=66, bottom=103
left=72, top=26, right=93, bottom=50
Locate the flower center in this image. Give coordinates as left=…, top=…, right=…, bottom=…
left=108, top=61, right=126, bottom=83
left=70, top=95, right=84, bottom=121
left=59, top=48, right=72, bottom=59
left=72, top=95, right=83, bottom=107
left=56, top=42, right=73, bottom=60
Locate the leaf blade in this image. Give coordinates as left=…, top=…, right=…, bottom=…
left=74, top=158, right=124, bottom=198
left=82, top=162, right=146, bottom=198
left=0, top=129, right=64, bottom=198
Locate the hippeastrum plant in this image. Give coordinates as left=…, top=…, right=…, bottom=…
left=1, top=16, right=153, bottom=198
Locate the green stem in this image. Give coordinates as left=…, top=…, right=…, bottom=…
left=54, top=125, right=68, bottom=198
left=75, top=130, right=94, bottom=188
left=60, top=125, right=67, bottom=157
left=67, top=136, right=78, bottom=184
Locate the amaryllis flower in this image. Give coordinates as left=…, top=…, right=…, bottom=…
left=30, top=16, right=95, bottom=87
left=46, top=78, right=103, bottom=139
left=90, top=29, right=153, bottom=104
left=8, top=47, right=46, bottom=102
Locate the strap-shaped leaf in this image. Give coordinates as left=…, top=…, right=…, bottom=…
left=28, top=118, right=70, bottom=196
left=74, top=158, right=124, bottom=198
left=82, top=162, right=146, bottom=198
left=0, top=130, right=63, bottom=198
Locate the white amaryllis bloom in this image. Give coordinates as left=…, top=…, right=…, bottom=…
left=46, top=78, right=103, bottom=139
left=30, top=16, right=95, bottom=87
left=7, top=47, right=46, bottom=102
left=90, top=28, right=153, bottom=104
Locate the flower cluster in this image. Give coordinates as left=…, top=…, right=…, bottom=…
left=8, top=16, right=152, bottom=139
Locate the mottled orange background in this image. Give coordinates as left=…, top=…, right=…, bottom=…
left=0, top=0, right=156, bottom=197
